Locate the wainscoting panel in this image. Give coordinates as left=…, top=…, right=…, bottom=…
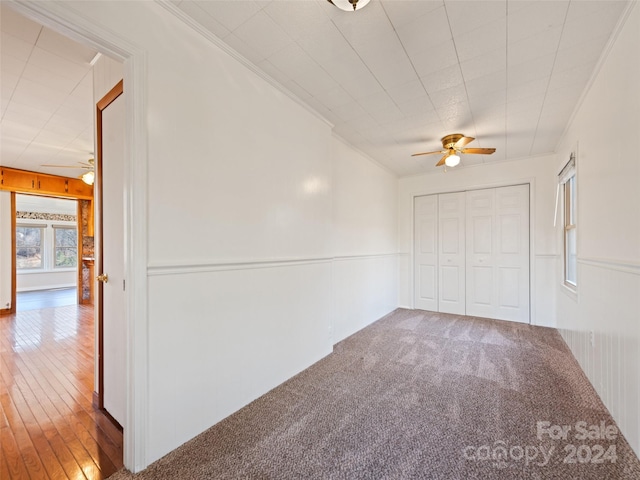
left=532, top=255, right=557, bottom=327
left=398, top=253, right=411, bottom=308
left=331, top=254, right=398, bottom=344
left=558, top=259, right=640, bottom=457
left=147, top=260, right=333, bottom=463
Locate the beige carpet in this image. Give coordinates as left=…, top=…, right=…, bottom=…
left=112, top=309, right=640, bottom=479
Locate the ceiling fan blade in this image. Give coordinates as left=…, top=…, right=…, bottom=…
left=41, top=164, right=83, bottom=168
left=454, top=136, right=475, bottom=149
left=461, top=147, right=496, bottom=155
left=435, top=154, right=448, bottom=167
left=411, top=150, right=445, bottom=157
left=42, top=163, right=93, bottom=169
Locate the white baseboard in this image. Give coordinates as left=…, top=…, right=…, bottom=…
left=17, top=284, right=76, bottom=293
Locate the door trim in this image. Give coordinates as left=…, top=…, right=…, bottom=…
left=96, top=80, right=124, bottom=416
left=1, top=193, right=17, bottom=316
left=0, top=192, right=17, bottom=316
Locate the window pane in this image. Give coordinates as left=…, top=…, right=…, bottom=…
left=55, top=247, right=77, bottom=267
left=54, top=227, right=77, bottom=268
left=566, top=227, right=577, bottom=286
left=16, top=227, right=43, bottom=269
left=568, top=177, right=576, bottom=225
left=55, top=227, right=77, bottom=247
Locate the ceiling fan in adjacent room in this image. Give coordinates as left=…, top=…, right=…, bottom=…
left=41, top=158, right=95, bottom=185
left=412, top=134, right=496, bottom=168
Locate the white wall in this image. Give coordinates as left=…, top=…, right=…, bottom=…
left=331, top=136, right=398, bottom=343
left=38, top=1, right=400, bottom=467
left=555, top=3, right=640, bottom=456
left=141, top=8, right=334, bottom=462
left=0, top=191, right=11, bottom=310
left=17, top=269, right=75, bottom=292
left=398, top=154, right=558, bottom=327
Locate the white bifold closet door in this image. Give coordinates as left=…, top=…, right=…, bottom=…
left=466, top=185, right=529, bottom=323
left=438, top=192, right=465, bottom=315
left=414, top=195, right=438, bottom=311
left=414, top=184, right=529, bottom=323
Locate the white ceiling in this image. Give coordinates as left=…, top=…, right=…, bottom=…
left=0, top=4, right=97, bottom=178
left=170, top=0, right=629, bottom=175
left=0, top=1, right=630, bottom=178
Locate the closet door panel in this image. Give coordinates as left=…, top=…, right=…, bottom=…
left=438, top=192, right=465, bottom=315
left=414, top=195, right=438, bottom=311
left=495, top=185, right=529, bottom=322
left=466, top=189, right=496, bottom=318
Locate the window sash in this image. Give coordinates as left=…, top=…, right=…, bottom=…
left=563, top=175, right=577, bottom=287
left=16, top=225, right=44, bottom=269
left=53, top=226, right=78, bottom=268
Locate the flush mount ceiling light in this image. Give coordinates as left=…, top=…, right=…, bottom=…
left=327, top=0, right=371, bottom=11
left=82, top=171, right=95, bottom=185
left=444, top=152, right=460, bottom=167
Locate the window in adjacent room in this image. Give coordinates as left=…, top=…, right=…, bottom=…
left=16, top=225, right=45, bottom=269
left=53, top=226, right=78, bottom=268
left=560, top=154, right=577, bottom=288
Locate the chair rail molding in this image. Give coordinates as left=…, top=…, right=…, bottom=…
left=147, top=253, right=401, bottom=276
left=578, top=257, right=640, bottom=276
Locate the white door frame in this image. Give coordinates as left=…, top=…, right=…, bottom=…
left=410, top=178, right=535, bottom=324
left=9, top=1, right=149, bottom=472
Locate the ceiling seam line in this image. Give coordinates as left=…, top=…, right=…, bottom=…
left=528, top=0, right=572, bottom=157
left=326, top=17, right=403, bottom=131
left=443, top=0, right=480, bottom=146
left=378, top=1, right=438, bottom=116
left=1, top=28, right=42, bottom=123
left=420, top=1, right=460, bottom=129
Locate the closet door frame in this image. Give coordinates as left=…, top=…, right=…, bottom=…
left=410, top=180, right=534, bottom=324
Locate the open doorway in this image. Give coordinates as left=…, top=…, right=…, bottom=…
left=15, top=194, right=81, bottom=311
left=1, top=4, right=127, bottom=476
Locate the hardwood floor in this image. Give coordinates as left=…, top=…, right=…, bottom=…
left=0, top=304, right=123, bottom=479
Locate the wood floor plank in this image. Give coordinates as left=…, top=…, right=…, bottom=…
left=2, top=372, right=51, bottom=480
left=11, top=370, right=69, bottom=480
left=73, top=409, right=123, bottom=469
left=1, top=303, right=123, bottom=480
left=18, top=345, right=123, bottom=470
left=0, top=435, right=13, bottom=480
left=1, top=426, right=31, bottom=480
left=16, top=366, right=94, bottom=479
left=46, top=432, right=89, bottom=480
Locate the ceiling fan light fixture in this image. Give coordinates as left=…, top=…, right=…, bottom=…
left=82, top=171, right=95, bottom=185
left=328, top=0, right=371, bottom=11
left=445, top=154, right=460, bottom=167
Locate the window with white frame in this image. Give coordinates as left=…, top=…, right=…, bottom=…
left=16, top=222, right=77, bottom=271
left=16, top=225, right=45, bottom=269
left=560, top=155, right=577, bottom=288
left=53, top=226, right=78, bottom=268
